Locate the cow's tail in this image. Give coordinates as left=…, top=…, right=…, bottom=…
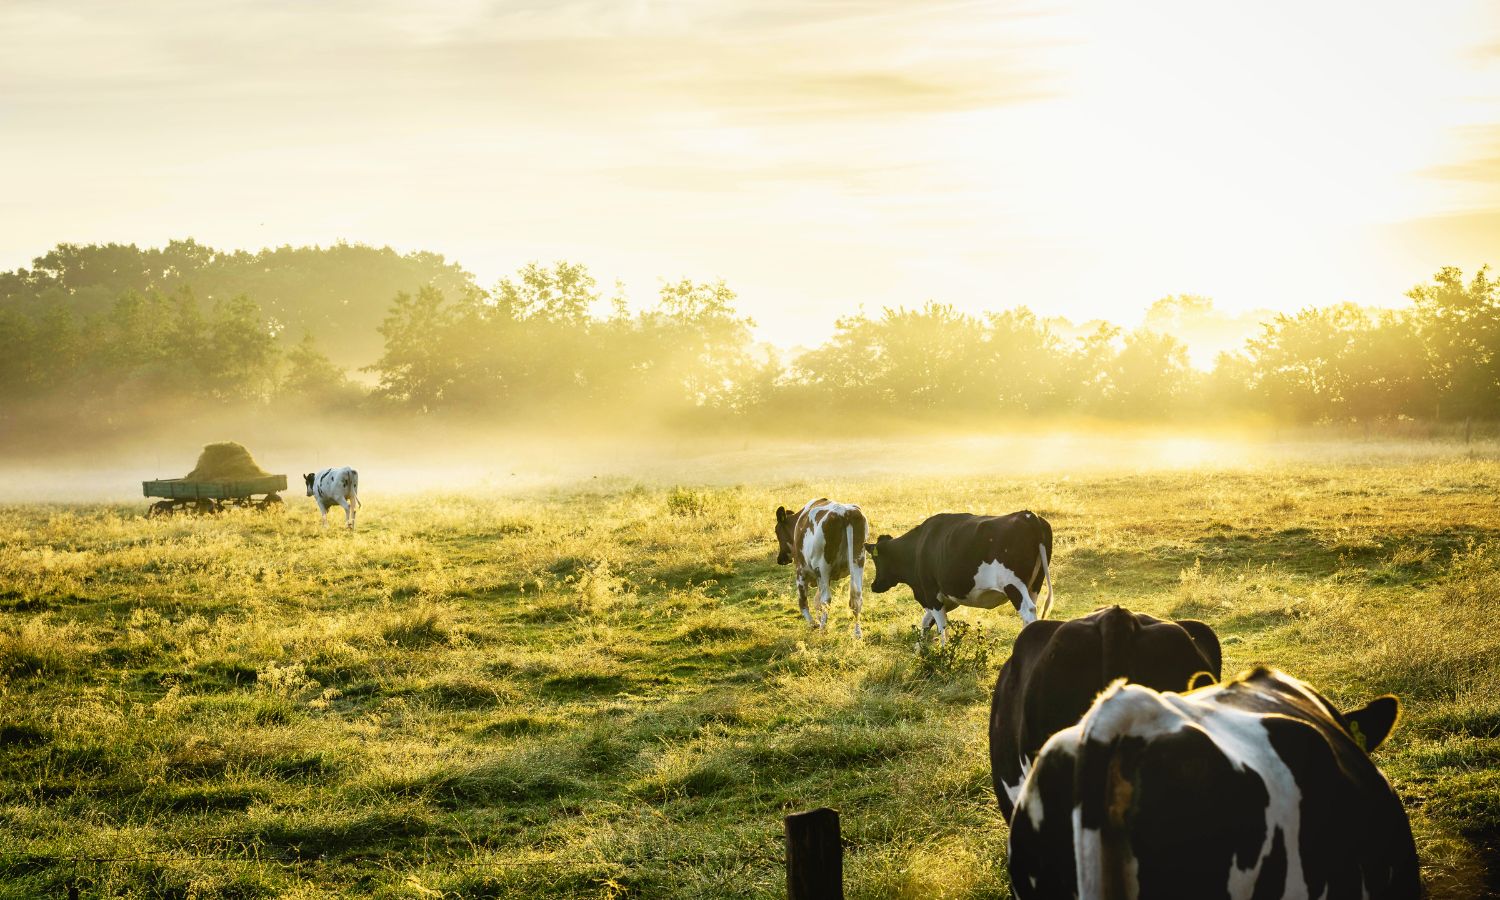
left=348, top=469, right=362, bottom=508
left=1038, top=542, right=1054, bottom=620
left=1073, top=682, right=1168, bottom=900
left=1098, top=605, right=1138, bottom=685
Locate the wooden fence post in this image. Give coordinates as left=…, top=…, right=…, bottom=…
left=785, top=807, right=843, bottom=900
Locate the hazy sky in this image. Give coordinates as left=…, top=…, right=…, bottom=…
left=5, top=0, right=1500, bottom=344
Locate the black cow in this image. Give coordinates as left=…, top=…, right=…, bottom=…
left=989, top=605, right=1221, bottom=821
left=865, top=510, right=1053, bottom=640
left=1009, top=667, right=1418, bottom=900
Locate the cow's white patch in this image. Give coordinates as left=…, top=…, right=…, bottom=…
left=1001, top=777, right=1023, bottom=808
left=1001, top=756, right=1032, bottom=810
left=939, top=559, right=1035, bottom=622
left=1017, top=733, right=1074, bottom=838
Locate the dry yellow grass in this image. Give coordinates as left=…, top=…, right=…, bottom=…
left=0, top=454, right=1496, bottom=898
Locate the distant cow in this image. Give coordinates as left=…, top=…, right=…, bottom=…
left=864, top=510, right=1052, bottom=640
left=305, top=467, right=361, bottom=530
left=775, top=499, right=868, bottom=637
left=989, top=605, right=1221, bottom=820
left=1009, top=667, right=1418, bottom=900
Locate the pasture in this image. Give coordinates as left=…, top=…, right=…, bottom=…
left=1, top=452, right=1498, bottom=898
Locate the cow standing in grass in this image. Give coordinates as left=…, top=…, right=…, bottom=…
left=1009, top=667, right=1418, bottom=900
left=989, top=605, right=1221, bottom=820
left=305, top=467, right=361, bottom=530
left=775, top=499, right=868, bottom=638
left=865, top=510, right=1053, bottom=642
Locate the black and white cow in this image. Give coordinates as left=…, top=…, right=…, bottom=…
left=1009, top=667, right=1419, bottom=900
left=775, top=499, right=868, bottom=637
left=304, top=467, right=361, bottom=530
left=864, top=510, right=1053, bottom=640
left=989, top=605, right=1221, bottom=821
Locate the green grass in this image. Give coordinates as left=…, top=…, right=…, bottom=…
left=1, top=456, right=1498, bottom=898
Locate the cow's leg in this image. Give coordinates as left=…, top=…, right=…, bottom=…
left=932, top=607, right=950, bottom=644
left=317, top=498, right=330, bottom=528
left=336, top=496, right=354, bottom=530
left=796, top=569, right=813, bottom=626
left=848, top=561, right=864, bottom=640
left=916, top=606, right=936, bottom=650
left=348, top=494, right=357, bottom=530
left=815, top=562, right=831, bottom=630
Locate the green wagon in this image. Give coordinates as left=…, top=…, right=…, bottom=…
left=142, top=474, right=287, bottom=517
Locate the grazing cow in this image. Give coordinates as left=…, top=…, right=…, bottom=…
left=304, top=467, right=361, bottom=530
left=864, top=510, right=1052, bottom=640
left=1009, top=667, right=1418, bottom=900
left=989, top=605, right=1221, bottom=821
left=774, top=499, right=868, bottom=637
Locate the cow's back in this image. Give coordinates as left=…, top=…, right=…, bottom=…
left=1011, top=673, right=1421, bottom=900
left=794, top=499, right=866, bottom=573
left=990, top=606, right=1221, bottom=820
left=912, top=511, right=1046, bottom=583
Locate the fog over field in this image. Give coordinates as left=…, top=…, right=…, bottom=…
left=4, top=423, right=1498, bottom=504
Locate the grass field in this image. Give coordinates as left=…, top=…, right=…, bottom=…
left=1, top=452, right=1498, bottom=898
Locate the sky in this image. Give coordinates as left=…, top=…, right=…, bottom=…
left=4, top=0, right=1500, bottom=346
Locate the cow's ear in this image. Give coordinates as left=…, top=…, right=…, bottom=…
left=776, top=506, right=788, bottom=523
left=1344, top=695, right=1400, bottom=753
left=1187, top=671, right=1216, bottom=691
left=864, top=542, right=878, bottom=559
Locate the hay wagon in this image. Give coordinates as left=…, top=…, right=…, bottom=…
left=143, top=475, right=287, bottom=517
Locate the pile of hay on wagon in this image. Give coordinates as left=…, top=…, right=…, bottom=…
left=183, top=441, right=272, bottom=481
left=143, top=442, right=286, bottom=517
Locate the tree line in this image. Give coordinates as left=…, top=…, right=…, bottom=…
left=0, top=241, right=1495, bottom=431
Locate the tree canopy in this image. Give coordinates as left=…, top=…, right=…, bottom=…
left=2, top=240, right=1496, bottom=435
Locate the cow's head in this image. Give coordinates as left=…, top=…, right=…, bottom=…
left=774, top=506, right=795, bottom=565
left=304, top=473, right=315, bottom=496
left=864, top=534, right=898, bottom=592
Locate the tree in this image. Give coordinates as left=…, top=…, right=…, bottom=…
left=370, top=287, right=466, bottom=412
left=281, top=334, right=361, bottom=407
left=1111, top=329, right=1194, bottom=416
left=1408, top=266, right=1499, bottom=420
left=207, top=294, right=279, bottom=401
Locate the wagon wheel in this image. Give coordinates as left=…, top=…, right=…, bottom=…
left=257, top=493, right=284, bottom=511
left=146, top=500, right=175, bottom=518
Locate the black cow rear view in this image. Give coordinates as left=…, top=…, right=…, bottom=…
left=1009, top=667, right=1419, bottom=900
left=989, top=605, right=1222, bottom=819
left=865, top=510, right=1053, bottom=640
